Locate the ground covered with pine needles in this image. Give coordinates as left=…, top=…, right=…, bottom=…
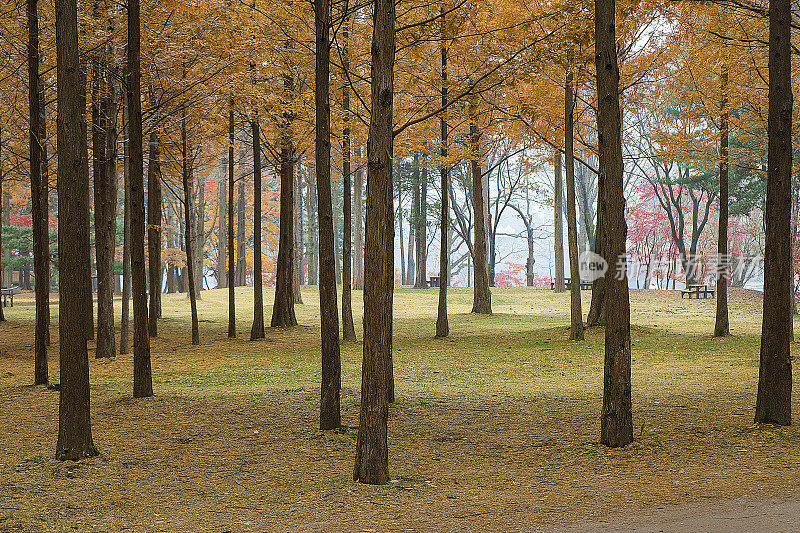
left=1, top=286, right=799, bottom=531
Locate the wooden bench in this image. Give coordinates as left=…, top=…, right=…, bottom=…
left=1, top=286, right=18, bottom=307
left=551, top=278, right=593, bottom=291
left=429, top=275, right=440, bottom=288
left=681, top=284, right=715, bottom=299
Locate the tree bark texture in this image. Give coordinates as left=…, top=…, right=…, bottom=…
left=596, top=0, right=633, bottom=447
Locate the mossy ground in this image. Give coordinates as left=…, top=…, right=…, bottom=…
left=0, top=286, right=797, bottom=531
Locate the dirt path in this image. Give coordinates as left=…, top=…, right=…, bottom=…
left=547, top=496, right=800, bottom=532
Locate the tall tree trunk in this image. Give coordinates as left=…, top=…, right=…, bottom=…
left=93, top=57, right=117, bottom=359
left=0, top=125, right=4, bottom=321
left=182, top=109, right=200, bottom=345
left=128, top=0, right=152, bottom=397
left=470, top=94, right=491, bottom=314
left=414, top=159, right=428, bottom=288
left=315, top=0, right=341, bottom=430
left=28, top=0, right=48, bottom=384
left=306, top=173, right=318, bottom=284
left=435, top=8, right=449, bottom=338
left=148, top=127, right=162, bottom=334
left=293, top=171, right=303, bottom=303
left=596, top=0, right=632, bottom=447
left=553, top=150, right=565, bottom=292
left=236, top=179, right=246, bottom=286
left=353, top=145, right=364, bottom=289
left=565, top=71, right=583, bottom=341
left=341, top=16, right=356, bottom=342
left=217, top=156, right=227, bottom=289
left=354, top=0, right=394, bottom=484
left=586, top=185, right=605, bottom=326
left=398, top=182, right=405, bottom=285
left=249, top=118, right=265, bottom=339
left=714, top=65, right=730, bottom=338
left=755, top=0, right=793, bottom=425
left=271, top=74, right=297, bottom=328
left=227, top=98, right=236, bottom=338
left=408, top=155, right=420, bottom=286
left=55, top=0, right=98, bottom=459
left=120, top=89, right=131, bottom=355
left=79, top=61, right=93, bottom=341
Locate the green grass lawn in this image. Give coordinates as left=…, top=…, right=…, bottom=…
left=0, top=285, right=796, bottom=531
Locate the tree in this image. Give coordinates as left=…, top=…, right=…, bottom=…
left=250, top=118, right=265, bottom=340
left=470, top=94, right=491, bottom=314
left=553, top=150, right=565, bottom=292
left=564, top=70, right=583, bottom=340
left=341, top=14, right=356, bottom=342
left=181, top=106, right=200, bottom=346
left=435, top=7, right=449, bottom=339
left=27, top=0, right=48, bottom=385
left=714, top=64, right=730, bottom=337
left=55, top=0, right=98, bottom=460
left=596, top=0, right=632, bottom=447
left=228, top=98, right=236, bottom=338
left=92, top=42, right=118, bottom=359
left=148, top=124, right=163, bottom=336
left=354, top=0, right=394, bottom=485
left=271, top=64, right=298, bottom=328
left=129, top=0, right=152, bottom=397
left=316, top=0, right=341, bottom=430
left=755, top=0, right=792, bottom=426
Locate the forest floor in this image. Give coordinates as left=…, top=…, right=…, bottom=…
left=1, top=286, right=799, bottom=532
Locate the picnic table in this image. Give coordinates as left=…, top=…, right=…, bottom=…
left=429, top=275, right=440, bottom=288
left=550, top=278, right=593, bottom=291
left=681, top=284, right=715, bottom=299
left=1, top=285, right=19, bottom=307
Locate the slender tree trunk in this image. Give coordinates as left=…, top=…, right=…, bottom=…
left=271, top=76, right=297, bottom=328
left=236, top=179, right=246, bottom=286
left=249, top=118, right=265, bottom=339
left=315, top=0, right=341, bottom=430
left=28, top=0, right=48, bottom=384
left=341, top=16, right=356, bottom=342
left=228, top=100, right=236, bottom=337
left=306, top=174, right=318, bottom=284
left=398, top=183, right=405, bottom=285
left=217, top=157, right=227, bottom=289
left=565, top=71, right=583, bottom=340
left=553, top=150, right=565, bottom=292
left=55, top=0, right=98, bottom=459
left=148, top=127, right=162, bottom=334
left=227, top=97, right=236, bottom=339
left=714, top=66, right=730, bottom=338
left=353, top=145, right=364, bottom=289
left=354, top=0, right=394, bottom=484
left=586, top=186, right=605, bottom=326
left=0, top=126, right=4, bottom=321
left=293, top=171, right=303, bottom=303
left=94, top=57, right=117, bottom=358
left=755, top=0, right=793, bottom=425
left=79, top=61, right=93, bottom=342
left=436, top=8, right=449, bottom=338
left=120, top=90, right=131, bottom=355
left=470, top=95, right=491, bottom=314
left=596, top=0, right=632, bottom=447
left=415, top=159, right=428, bottom=288
left=182, top=109, right=200, bottom=345
left=128, top=0, right=152, bottom=397
left=409, top=155, right=420, bottom=286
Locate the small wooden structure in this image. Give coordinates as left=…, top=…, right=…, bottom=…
left=1, top=285, right=19, bottom=307
left=681, top=284, right=715, bottom=299
left=550, top=277, right=592, bottom=291
left=429, top=275, right=440, bottom=288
